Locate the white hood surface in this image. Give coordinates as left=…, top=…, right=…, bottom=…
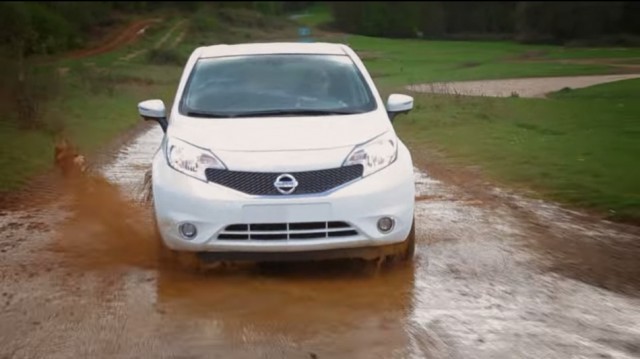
left=168, top=112, right=391, bottom=152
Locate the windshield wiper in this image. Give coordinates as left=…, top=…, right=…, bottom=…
left=186, top=110, right=234, bottom=118
left=230, top=109, right=360, bottom=118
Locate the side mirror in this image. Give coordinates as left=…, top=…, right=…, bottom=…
left=138, top=99, right=168, bottom=132
left=386, top=94, right=414, bottom=122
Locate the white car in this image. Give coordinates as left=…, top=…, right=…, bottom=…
left=138, top=42, right=416, bottom=264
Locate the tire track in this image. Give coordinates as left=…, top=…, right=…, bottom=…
left=119, top=19, right=187, bottom=62
left=154, top=20, right=187, bottom=49
left=65, top=18, right=161, bottom=60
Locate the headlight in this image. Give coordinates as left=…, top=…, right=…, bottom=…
left=343, top=131, right=398, bottom=177
left=165, top=136, right=225, bottom=181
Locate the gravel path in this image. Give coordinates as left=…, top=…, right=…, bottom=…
left=407, top=74, right=640, bottom=98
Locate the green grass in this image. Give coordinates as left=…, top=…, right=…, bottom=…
left=338, top=36, right=640, bottom=87
left=542, top=48, right=640, bottom=59
left=0, top=66, right=179, bottom=192
left=0, top=52, right=182, bottom=192
left=0, top=123, right=55, bottom=190
left=548, top=77, right=640, bottom=99
left=395, top=79, right=640, bottom=222
left=55, top=69, right=180, bottom=153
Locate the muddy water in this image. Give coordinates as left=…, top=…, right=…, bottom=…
left=1, top=126, right=640, bottom=358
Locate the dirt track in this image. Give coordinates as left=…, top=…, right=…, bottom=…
left=1, top=123, right=639, bottom=358
left=64, top=18, right=160, bottom=60
left=407, top=73, right=640, bottom=98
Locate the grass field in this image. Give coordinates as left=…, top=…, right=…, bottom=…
left=393, top=79, right=640, bottom=222
left=342, top=36, right=640, bottom=87
left=0, top=67, right=181, bottom=191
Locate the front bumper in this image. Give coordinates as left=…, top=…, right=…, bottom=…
left=151, top=144, right=415, bottom=255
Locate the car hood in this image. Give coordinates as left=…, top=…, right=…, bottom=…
left=167, top=112, right=391, bottom=152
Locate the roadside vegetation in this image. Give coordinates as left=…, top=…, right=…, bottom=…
left=327, top=2, right=640, bottom=46
left=340, top=36, right=640, bottom=87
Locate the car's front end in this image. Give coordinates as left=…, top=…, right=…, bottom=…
left=151, top=127, right=415, bottom=261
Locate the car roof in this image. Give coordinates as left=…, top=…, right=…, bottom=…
left=198, top=42, right=349, bottom=58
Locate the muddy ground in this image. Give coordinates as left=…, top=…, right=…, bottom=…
left=1, top=118, right=639, bottom=359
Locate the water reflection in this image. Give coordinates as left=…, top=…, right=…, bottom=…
left=154, top=261, right=417, bottom=358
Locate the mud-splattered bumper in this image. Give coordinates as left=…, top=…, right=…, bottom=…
left=151, top=147, right=415, bottom=257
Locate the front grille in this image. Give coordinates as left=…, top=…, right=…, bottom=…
left=217, top=221, right=358, bottom=240
left=204, top=165, right=363, bottom=196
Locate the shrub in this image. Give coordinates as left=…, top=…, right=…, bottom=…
left=190, top=10, right=221, bottom=36
left=146, top=48, right=184, bottom=66
left=23, top=2, right=76, bottom=55
left=0, top=55, right=62, bottom=130
left=74, top=65, right=116, bottom=96
left=216, top=7, right=289, bottom=30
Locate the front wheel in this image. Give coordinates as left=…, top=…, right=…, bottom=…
left=369, top=218, right=416, bottom=267
left=399, top=219, right=416, bottom=261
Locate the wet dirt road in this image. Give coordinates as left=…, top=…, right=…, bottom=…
left=1, top=125, right=640, bottom=358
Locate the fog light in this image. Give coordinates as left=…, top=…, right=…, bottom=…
left=179, top=223, right=197, bottom=239
left=377, top=217, right=395, bottom=233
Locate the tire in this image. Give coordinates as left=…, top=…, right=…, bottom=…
left=368, top=218, right=416, bottom=267
left=148, top=186, right=176, bottom=266
left=400, top=218, right=416, bottom=261
left=152, top=214, right=176, bottom=265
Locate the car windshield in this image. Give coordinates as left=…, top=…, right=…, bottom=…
left=180, top=54, right=377, bottom=118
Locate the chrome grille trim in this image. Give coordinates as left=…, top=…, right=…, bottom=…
left=217, top=221, right=358, bottom=240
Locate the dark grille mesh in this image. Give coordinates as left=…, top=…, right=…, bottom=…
left=204, top=165, right=363, bottom=195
